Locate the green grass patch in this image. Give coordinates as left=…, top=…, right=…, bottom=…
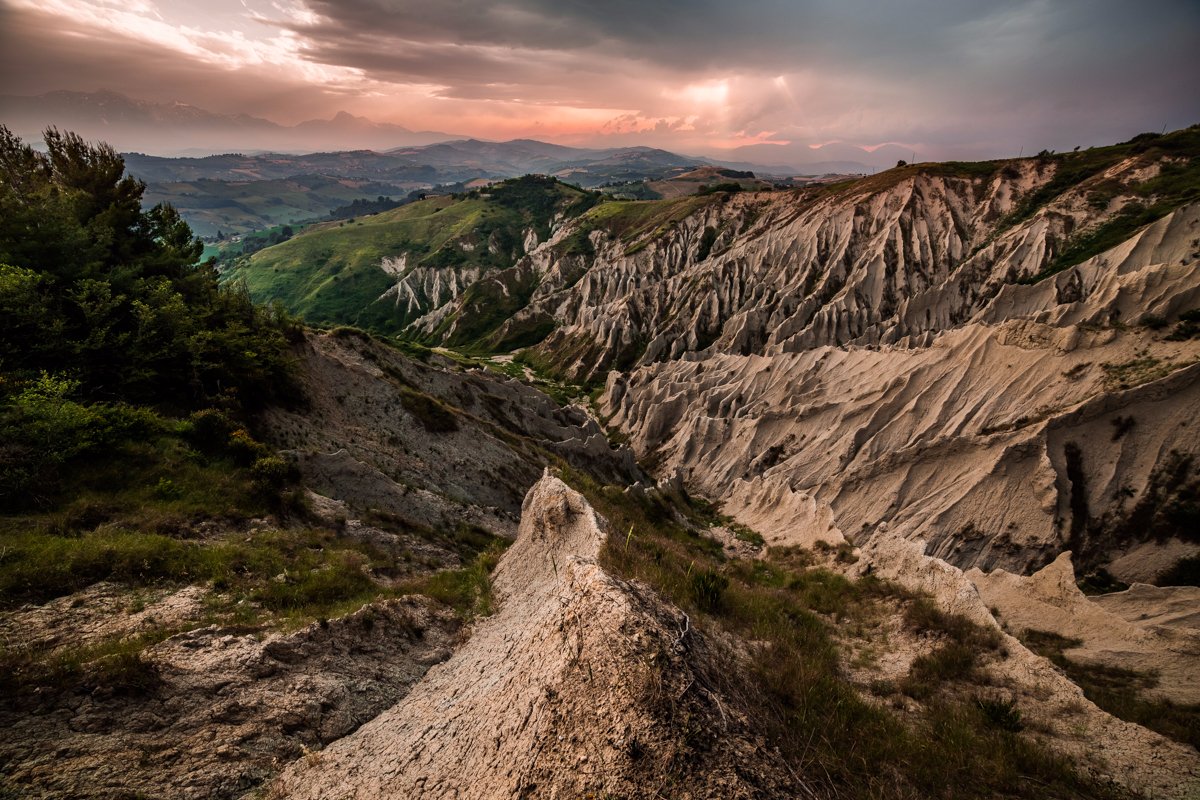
left=577, top=194, right=716, bottom=246
left=1021, top=197, right=1193, bottom=284
left=899, top=597, right=1004, bottom=699
left=1100, top=356, right=1184, bottom=390
left=402, top=544, right=507, bottom=619
left=398, top=385, right=460, bottom=433
left=0, top=627, right=173, bottom=699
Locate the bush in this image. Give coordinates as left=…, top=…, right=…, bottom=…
left=0, top=374, right=166, bottom=507
left=1140, top=313, right=1168, bottom=330
left=251, top=455, right=296, bottom=494
left=186, top=408, right=237, bottom=453
left=689, top=568, right=728, bottom=613
left=1167, top=308, right=1200, bottom=341
left=226, top=428, right=271, bottom=465
left=976, top=695, right=1024, bottom=732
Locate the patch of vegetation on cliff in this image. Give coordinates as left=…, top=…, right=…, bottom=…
left=1003, top=126, right=1200, bottom=231
left=421, top=266, right=544, bottom=351
left=559, top=465, right=1124, bottom=800
left=1097, top=450, right=1199, bottom=544
left=1066, top=446, right=1200, bottom=589
left=577, top=194, right=715, bottom=248
left=1166, top=308, right=1200, bottom=340
left=1021, top=191, right=1197, bottom=285
left=403, top=544, right=506, bottom=619
left=1007, top=129, right=1200, bottom=284
left=1099, top=355, right=1187, bottom=390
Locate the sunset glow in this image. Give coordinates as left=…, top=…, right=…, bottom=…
left=1, top=0, right=1197, bottom=159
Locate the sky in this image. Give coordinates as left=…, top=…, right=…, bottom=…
left=1, top=0, right=1198, bottom=160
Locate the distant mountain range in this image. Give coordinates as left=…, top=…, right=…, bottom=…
left=122, top=141, right=711, bottom=186
left=0, top=89, right=900, bottom=173
left=123, top=141, right=747, bottom=237
left=0, top=90, right=459, bottom=154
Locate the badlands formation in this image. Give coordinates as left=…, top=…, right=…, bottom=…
left=269, top=138, right=1200, bottom=796
left=5, top=133, right=1200, bottom=798
left=428, top=139, right=1200, bottom=795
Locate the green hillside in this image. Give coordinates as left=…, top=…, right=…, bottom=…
left=226, top=176, right=597, bottom=335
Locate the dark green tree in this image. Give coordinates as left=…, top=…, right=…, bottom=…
left=0, top=126, right=298, bottom=411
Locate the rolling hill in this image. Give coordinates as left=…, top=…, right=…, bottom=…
left=224, top=175, right=598, bottom=335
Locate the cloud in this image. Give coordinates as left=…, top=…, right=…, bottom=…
left=1, top=0, right=1197, bottom=157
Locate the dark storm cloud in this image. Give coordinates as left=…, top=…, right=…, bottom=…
left=288, top=0, right=1198, bottom=78
left=2, top=0, right=1197, bottom=156
left=275, top=0, right=1200, bottom=150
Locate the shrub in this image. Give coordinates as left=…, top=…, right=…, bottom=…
left=186, top=408, right=236, bottom=453
left=0, top=374, right=164, bottom=507
left=226, top=428, right=271, bottom=465
left=1167, top=308, right=1200, bottom=340
left=697, top=182, right=743, bottom=196
left=976, top=695, right=1024, bottom=732
left=1140, top=313, right=1168, bottom=330
left=1077, top=568, right=1129, bottom=595
left=251, top=455, right=295, bottom=494
left=689, top=567, right=728, bottom=612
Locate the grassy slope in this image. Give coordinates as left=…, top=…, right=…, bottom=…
left=558, top=466, right=1128, bottom=800
left=228, top=178, right=595, bottom=335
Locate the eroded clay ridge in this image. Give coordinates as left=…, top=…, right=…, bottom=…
left=416, top=152, right=1195, bottom=383
left=273, top=473, right=799, bottom=799
left=603, top=205, right=1200, bottom=577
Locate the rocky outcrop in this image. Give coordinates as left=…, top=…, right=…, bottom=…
left=376, top=255, right=484, bottom=326
left=0, top=598, right=460, bottom=800
left=415, top=152, right=1193, bottom=382
left=273, top=473, right=802, bottom=799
